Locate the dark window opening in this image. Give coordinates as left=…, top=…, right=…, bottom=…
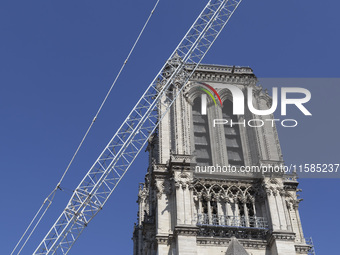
left=223, top=100, right=244, bottom=166
left=193, top=97, right=212, bottom=165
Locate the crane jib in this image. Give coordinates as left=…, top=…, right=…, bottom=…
left=33, top=0, right=243, bottom=254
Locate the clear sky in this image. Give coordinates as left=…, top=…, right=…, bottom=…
left=1, top=0, right=339, bottom=254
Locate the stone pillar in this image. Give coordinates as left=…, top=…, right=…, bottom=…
left=207, top=197, right=212, bottom=224
left=183, top=182, right=194, bottom=225
left=243, top=199, right=250, bottom=227
left=286, top=201, right=294, bottom=234
left=275, top=190, right=288, bottom=230
left=175, top=183, right=184, bottom=225
left=198, top=198, right=202, bottom=214
left=225, top=199, right=232, bottom=225
left=189, top=187, right=195, bottom=225
left=252, top=199, right=257, bottom=227
left=294, top=202, right=305, bottom=243
left=265, top=188, right=281, bottom=231
left=156, top=180, right=171, bottom=235
left=198, top=198, right=202, bottom=224
left=281, top=193, right=292, bottom=231
left=232, top=199, right=240, bottom=226
left=217, top=198, right=224, bottom=225
left=155, top=177, right=172, bottom=255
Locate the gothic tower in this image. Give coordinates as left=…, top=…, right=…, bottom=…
left=132, top=60, right=311, bottom=255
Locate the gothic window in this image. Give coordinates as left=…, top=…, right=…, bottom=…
left=202, top=197, right=208, bottom=214
left=211, top=200, right=218, bottom=215
left=222, top=100, right=244, bottom=166
left=192, top=97, right=212, bottom=165
left=193, top=182, right=268, bottom=229
left=201, top=196, right=209, bottom=224
left=238, top=201, right=245, bottom=217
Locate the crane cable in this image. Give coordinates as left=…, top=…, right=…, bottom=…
left=11, top=1, right=161, bottom=254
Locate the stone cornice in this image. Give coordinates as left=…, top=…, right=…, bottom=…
left=170, top=154, right=193, bottom=165
left=155, top=235, right=172, bottom=245
left=196, top=237, right=267, bottom=249
left=268, top=231, right=296, bottom=246
left=182, top=63, right=257, bottom=86
left=152, top=164, right=168, bottom=173
left=193, top=178, right=259, bottom=186
left=190, top=75, right=257, bottom=86
left=152, top=164, right=169, bottom=180
left=295, top=244, right=312, bottom=253
left=188, top=63, right=254, bottom=74
left=174, top=226, right=199, bottom=236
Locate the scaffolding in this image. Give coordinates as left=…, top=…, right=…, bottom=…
left=306, top=237, right=316, bottom=255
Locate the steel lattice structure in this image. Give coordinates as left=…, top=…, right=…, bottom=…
left=34, top=0, right=242, bottom=254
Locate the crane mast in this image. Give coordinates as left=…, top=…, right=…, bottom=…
left=34, top=0, right=242, bottom=254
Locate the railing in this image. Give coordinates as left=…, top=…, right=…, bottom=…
left=195, top=213, right=268, bottom=229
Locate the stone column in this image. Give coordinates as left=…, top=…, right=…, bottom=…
left=280, top=192, right=292, bottom=231
left=234, top=199, right=240, bottom=226
left=275, top=189, right=288, bottom=230
left=198, top=197, right=202, bottom=224
left=251, top=198, right=257, bottom=227
left=207, top=197, right=212, bottom=225
left=155, top=178, right=172, bottom=255
left=225, top=198, right=232, bottom=225
left=182, top=182, right=194, bottom=225
left=294, top=202, right=305, bottom=243
left=198, top=198, right=202, bottom=214
left=265, top=187, right=281, bottom=231
left=242, top=198, right=250, bottom=227
left=217, top=197, right=224, bottom=225
left=175, top=182, right=184, bottom=225
left=189, top=186, right=195, bottom=225
left=285, top=201, right=294, bottom=233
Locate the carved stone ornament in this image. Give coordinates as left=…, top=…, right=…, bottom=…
left=173, top=171, right=193, bottom=189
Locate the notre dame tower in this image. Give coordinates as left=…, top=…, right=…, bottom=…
left=132, top=60, right=312, bottom=255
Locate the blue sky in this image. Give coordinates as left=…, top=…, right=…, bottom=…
left=1, top=0, right=339, bottom=254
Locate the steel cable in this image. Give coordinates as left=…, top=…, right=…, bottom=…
left=10, top=1, right=161, bottom=254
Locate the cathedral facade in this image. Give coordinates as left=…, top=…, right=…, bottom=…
left=132, top=62, right=312, bottom=255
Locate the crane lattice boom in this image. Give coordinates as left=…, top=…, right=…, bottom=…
left=34, top=0, right=242, bottom=254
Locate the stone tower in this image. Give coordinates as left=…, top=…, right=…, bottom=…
left=132, top=61, right=311, bottom=255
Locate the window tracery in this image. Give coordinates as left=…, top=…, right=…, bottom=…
left=192, top=181, right=267, bottom=229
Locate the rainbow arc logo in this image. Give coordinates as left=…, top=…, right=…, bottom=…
left=198, top=82, right=222, bottom=115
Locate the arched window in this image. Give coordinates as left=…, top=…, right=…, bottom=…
left=192, top=97, right=212, bottom=165
left=222, top=100, right=244, bottom=166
